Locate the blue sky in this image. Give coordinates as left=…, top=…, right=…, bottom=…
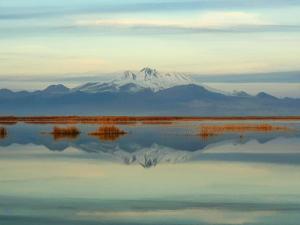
left=1, top=0, right=300, bottom=77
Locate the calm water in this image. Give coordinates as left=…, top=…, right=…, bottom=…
left=0, top=121, right=300, bottom=225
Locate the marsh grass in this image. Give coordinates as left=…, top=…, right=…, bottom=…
left=51, top=126, right=80, bottom=140
left=89, top=126, right=127, bottom=141
left=1, top=116, right=299, bottom=125
left=200, top=123, right=289, bottom=140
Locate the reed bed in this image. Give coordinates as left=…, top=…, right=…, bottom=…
left=51, top=126, right=80, bottom=140
left=89, top=126, right=127, bottom=141
left=200, top=123, right=289, bottom=138
left=1, top=116, right=299, bottom=125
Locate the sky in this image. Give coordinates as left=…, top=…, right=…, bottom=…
left=0, top=0, right=300, bottom=81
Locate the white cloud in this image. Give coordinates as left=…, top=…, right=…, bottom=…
left=197, top=12, right=268, bottom=28
left=76, top=11, right=271, bottom=29
left=76, top=18, right=182, bottom=27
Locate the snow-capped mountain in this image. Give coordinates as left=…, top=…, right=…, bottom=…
left=73, top=67, right=193, bottom=93
left=1, top=67, right=299, bottom=116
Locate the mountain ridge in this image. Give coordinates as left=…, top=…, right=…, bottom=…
left=73, top=67, right=193, bottom=93
left=0, top=68, right=299, bottom=116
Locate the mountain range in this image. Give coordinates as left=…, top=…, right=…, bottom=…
left=0, top=67, right=299, bottom=116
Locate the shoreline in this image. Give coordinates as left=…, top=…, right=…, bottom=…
left=0, top=116, right=300, bottom=124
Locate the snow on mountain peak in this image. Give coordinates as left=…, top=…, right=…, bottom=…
left=118, top=67, right=193, bottom=91
left=128, top=68, right=192, bottom=91
left=140, top=67, right=159, bottom=79
left=74, top=68, right=193, bottom=93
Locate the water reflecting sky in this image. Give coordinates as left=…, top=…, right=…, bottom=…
left=0, top=121, right=300, bottom=225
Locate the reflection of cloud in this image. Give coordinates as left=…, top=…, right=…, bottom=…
left=0, top=160, right=104, bottom=182
left=77, top=208, right=274, bottom=225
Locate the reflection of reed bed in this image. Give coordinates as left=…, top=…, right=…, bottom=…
left=89, top=126, right=127, bottom=141
left=26, top=121, right=78, bottom=125
left=200, top=132, right=217, bottom=141
left=100, top=121, right=137, bottom=125
left=51, top=126, right=80, bottom=140
left=142, top=121, right=173, bottom=125
left=0, top=127, right=7, bottom=139
left=0, top=116, right=18, bottom=125
left=0, top=122, right=17, bottom=125
left=200, top=123, right=290, bottom=138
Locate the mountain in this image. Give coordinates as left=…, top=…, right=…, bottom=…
left=0, top=68, right=299, bottom=116
left=232, top=91, right=252, bottom=97
left=73, top=67, right=193, bottom=93
left=256, top=92, right=278, bottom=100
left=42, top=84, right=70, bottom=94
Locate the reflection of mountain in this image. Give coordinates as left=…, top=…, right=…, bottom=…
left=0, top=124, right=300, bottom=167
left=0, top=127, right=7, bottom=139
left=97, top=144, right=192, bottom=168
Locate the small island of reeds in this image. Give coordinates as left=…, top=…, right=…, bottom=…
left=200, top=123, right=290, bottom=140
left=89, top=126, right=127, bottom=141
left=51, top=126, right=80, bottom=140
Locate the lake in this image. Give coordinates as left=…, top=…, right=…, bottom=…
left=0, top=120, right=300, bottom=225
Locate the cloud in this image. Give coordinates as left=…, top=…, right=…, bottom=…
left=196, top=12, right=267, bottom=27
left=1, top=0, right=299, bottom=20
left=77, top=12, right=269, bottom=29
left=0, top=14, right=299, bottom=40
left=192, top=71, right=300, bottom=83
left=1, top=23, right=299, bottom=40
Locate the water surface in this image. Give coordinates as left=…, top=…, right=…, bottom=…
left=0, top=120, right=300, bottom=225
